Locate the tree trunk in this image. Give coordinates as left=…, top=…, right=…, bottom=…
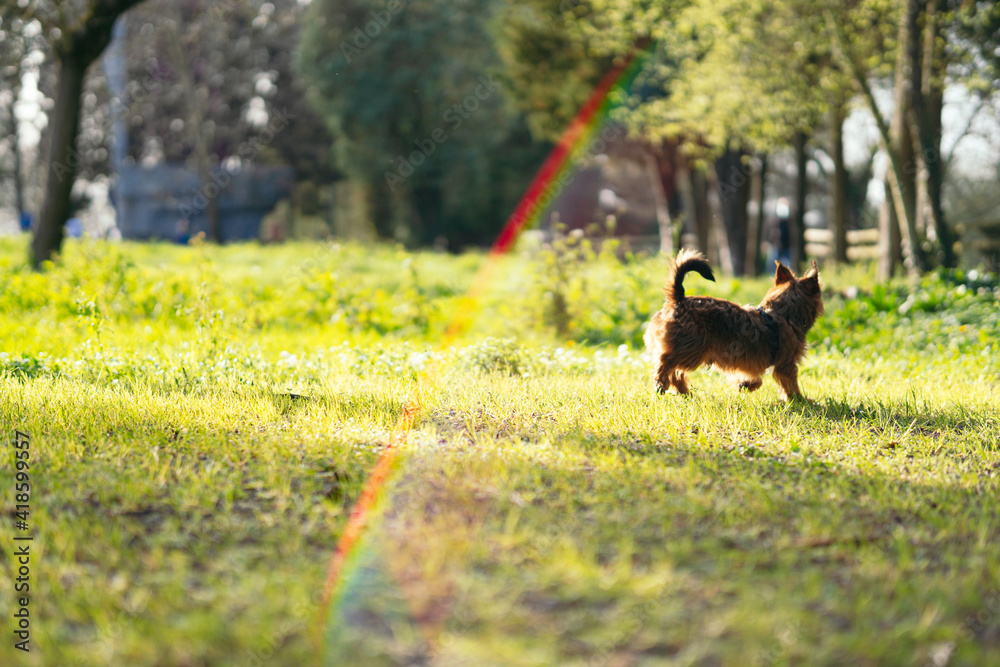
left=924, top=79, right=950, bottom=266
left=688, top=164, right=714, bottom=262
left=674, top=160, right=695, bottom=249
left=8, top=85, right=25, bottom=225
left=27, top=2, right=147, bottom=266
left=826, top=5, right=925, bottom=277
left=792, top=131, right=809, bottom=271
left=714, top=148, right=750, bottom=275
left=830, top=102, right=849, bottom=264
left=877, top=174, right=903, bottom=280
left=705, top=164, right=733, bottom=275
left=645, top=151, right=673, bottom=255
left=906, top=0, right=929, bottom=237
left=746, top=154, right=767, bottom=276
left=31, top=58, right=86, bottom=267
left=413, top=181, right=444, bottom=246
left=915, top=0, right=953, bottom=267
left=368, top=178, right=396, bottom=239
left=888, top=0, right=926, bottom=275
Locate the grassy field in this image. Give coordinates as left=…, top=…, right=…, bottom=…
left=1, top=236, right=999, bottom=666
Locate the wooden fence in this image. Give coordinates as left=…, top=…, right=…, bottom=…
left=533, top=221, right=999, bottom=269
left=804, top=228, right=880, bottom=261
left=956, top=219, right=1000, bottom=269
left=807, top=220, right=1000, bottom=268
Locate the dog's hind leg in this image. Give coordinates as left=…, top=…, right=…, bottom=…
left=655, top=353, right=676, bottom=394
left=737, top=376, right=763, bottom=392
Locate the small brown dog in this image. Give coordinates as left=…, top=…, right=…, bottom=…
left=644, top=249, right=823, bottom=400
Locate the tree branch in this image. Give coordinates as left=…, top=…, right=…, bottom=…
left=62, top=0, right=147, bottom=61
left=943, top=95, right=984, bottom=178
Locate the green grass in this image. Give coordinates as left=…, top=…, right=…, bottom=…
left=1, top=236, right=999, bottom=666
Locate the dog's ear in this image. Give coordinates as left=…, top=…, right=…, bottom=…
left=775, top=261, right=795, bottom=285
left=802, top=263, right=821, bottom=294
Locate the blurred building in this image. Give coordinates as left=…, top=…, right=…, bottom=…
left=115, top=163, right=293, bottom=242
left=537, top=132, right=670, bottom=250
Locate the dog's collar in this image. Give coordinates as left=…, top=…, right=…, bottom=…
left=757, top=307, right=781, bottom=365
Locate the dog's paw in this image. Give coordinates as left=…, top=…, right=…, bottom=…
left=655, top=383, right=667, bottom=395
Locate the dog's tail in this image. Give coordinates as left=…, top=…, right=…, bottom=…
left=664, top=249, right=715, bottom=307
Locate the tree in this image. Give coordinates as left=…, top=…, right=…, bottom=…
left=498, top=1, right=703, bottom=260
left=827, top=0, right=1000, bottom=275
left=499, top=0, right=840, bottom=274
left=4, top=0, right=147, bottom=267
left=0, top=11, right=36, bottom=226
left=909, top=0, right=951, bottom=267
left=829, top=93, right=850, bottom=263
left=298, top=0, right=548, bottom=248
left=121, top=0, right=335, bottom=241
left=502, top=0, right=997, bottom=276
left=660, top=0, right=859, bottom=273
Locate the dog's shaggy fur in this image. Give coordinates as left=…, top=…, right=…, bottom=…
left=644, top=249, right=824, bottom=400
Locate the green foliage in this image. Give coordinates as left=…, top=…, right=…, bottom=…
left=3, top=237, right=997, bottom=372
left=123, top=0, right=336, bottom=178
left=534, top=224, right=592, bottom=336
left=498, top=0, right=848, bottom=156
left=494, top=0, right=617, bottom=140
left=456, top=337, right=534, bottom=376
left=813, top=267, right=1000, bottom=362
left=296, top=0, right=547, bottom=246
left=1, top=238, right=1000, bottom=665
left=530, top=223, right=655, bottom=346
left=949, top=0, right=1000, bottom=96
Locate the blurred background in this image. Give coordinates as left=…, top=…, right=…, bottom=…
left=1, top=0, right=999, bottom=276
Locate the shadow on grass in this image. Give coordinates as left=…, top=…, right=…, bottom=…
left=325, top=410, right=1000, bottom=666
left=782, top=394, right=999, bottom=446
left=263, top=389, right=409, bottom=426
